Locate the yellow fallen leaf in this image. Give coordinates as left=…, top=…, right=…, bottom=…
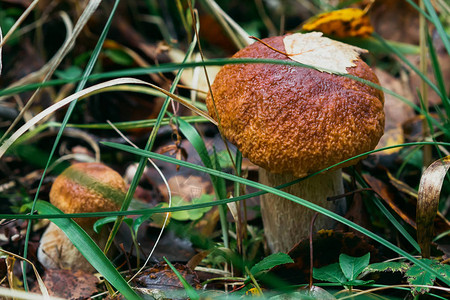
left=283, top=32, right=367, bottom=74
left=302, top=7, right=374, bottom=38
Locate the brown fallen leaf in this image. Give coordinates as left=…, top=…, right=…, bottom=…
left=369, top=0, right=420, bottom=45
left=363, top=174, right=417, bottom=229
left=31, top=269, right=99, bottom=299
left=134, top=262, right=201, bottom=291
left=374, top=69, right=415, bottom=155
left=417, top=155, right=450, bottom=258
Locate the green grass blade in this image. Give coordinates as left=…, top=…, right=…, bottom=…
left=405, top=0, right=433, bottom=22
left=163, top=257, right=199, bottom=300
left=423, top=0, right=450, bottom=56
left=22, top=0, right=121, bottom=289
left=426, top=29, right=450, bottom=116
left=101, top=142, right=450, bottom=286
left=175, top=115, right=229, bottom=246
left=4, top=142, right=450, bottom=222
left=1, top=142, right=447, bottom=221
left=34, top=201, right=141, bottom=300
left=372, top=32, right=442, bottom=99
left=356, top=174, right=421, bottom=253
left=103, top=14, right=200, bottom=253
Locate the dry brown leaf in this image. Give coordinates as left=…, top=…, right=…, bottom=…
left=363, top=174, right=416, bottom=229
left=283, top=32, right=367, bottom=74
left=32, top=269, right=99, bottom=299
left=417, top=155, right=450, bottom=258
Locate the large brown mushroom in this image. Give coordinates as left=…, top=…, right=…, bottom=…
left=206, top=34, right=385, bottom=252
left=37, top=162, right=127, bottom=272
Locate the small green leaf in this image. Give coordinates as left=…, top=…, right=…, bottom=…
left=163, top=257, right=199, bottom=300
left=313, top=263, right=347, bottom=284
left=93, top=216, right=133, bottom=234
left=55, top=66, right=83, bottom=80
left=103, top=49, right=134, bottom=66
left=250, top=253, right=294, bottom=276
left=167, top=196, right=190, bottom=221
left=339, top=253, right=370, bottom=281
left=365, top=261, right=409, bottom=273
left=188, top=195, right=214, bottom=220
left=162, top=195, right=213, bottom=221
left=405, top=258, right=441, bottom=295
left=132, top=214, right=153, bottom=234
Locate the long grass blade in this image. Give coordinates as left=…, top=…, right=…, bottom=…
left=426, top=30, right=450, bottom=116
left=423, top=0, right=450, bottom=56
left=357, top=174, right=421, bottom=252
left=372, top=33, right=442, bottom=99
left=1, top=0, right=101, bottom=140
left=176, top=115, right=229, bottom=246
left=102, top=11, right=201, bottom=254
left=33, top=201, right=141, bottom=300
left=101, top=142, right=450, bottom=286
left=18, top=0, right=105, bottom=290
left=0, top=77, right=215, bottom=158
left=3, top=142, right=450, bottom=222
left=164, top=257, right=200, bottom=300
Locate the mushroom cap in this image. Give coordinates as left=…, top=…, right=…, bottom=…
left=49, top=162, right=127, bottom=227
left=206, top=35, right=385, bottom=177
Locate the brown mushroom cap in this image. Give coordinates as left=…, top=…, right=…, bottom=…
left=206, top=35, right=385, bottom=177
left=49, top=162, right=127, bottom=228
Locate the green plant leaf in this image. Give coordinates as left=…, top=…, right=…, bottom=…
left=132, top=213, right=154, bottom=234
left=339, top=253, right=370, bottom=281
left=163, top=257, right=199, bottom=300
left=54, top=66, right=83, bottom=80
left=189, top=195, right=214, bottom=220
left=33, top=201, right=141, bottom=300
left=365, top=261, right=409, bottom=273
left=103, top=49, right=133, bottom=66
left=313, top=263, right=347, bottom=284
left=250, top=252, right=293, bottom=276
left=405, top=258, right=450, bottom=295
left=168, top=196, right=191, bottom=221
left=93, top=216, right=133, bottom=234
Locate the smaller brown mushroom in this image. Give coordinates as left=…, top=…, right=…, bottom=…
left=37, top=162, right=127, bottom=273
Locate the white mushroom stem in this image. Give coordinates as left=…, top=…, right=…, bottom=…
left=259, top=168, right=345, bottom=253
left=38, top=222, right=109, bottom=273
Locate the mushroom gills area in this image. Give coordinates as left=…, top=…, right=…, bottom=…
left=259, top=168, right=345, bottom=253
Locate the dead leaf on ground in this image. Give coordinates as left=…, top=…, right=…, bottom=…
left=335, top=190, right=372, bottom=235
left=116, top=226, right=196, bottom=263
left=363, top=174, right=417, bottom=229
left=374, top=69, right=415, bottom=155
left=134, top=262, right=201, bottom=291
left=368, top=0, right=420, bottom=44
left=302, top=7, right=374, bottom=38
left=31, top=269, right=99, bottom=299
left=417, top=155, right=450, bottom=258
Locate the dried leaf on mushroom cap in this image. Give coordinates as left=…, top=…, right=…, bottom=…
left=283, top=32, right=367, bottom=74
